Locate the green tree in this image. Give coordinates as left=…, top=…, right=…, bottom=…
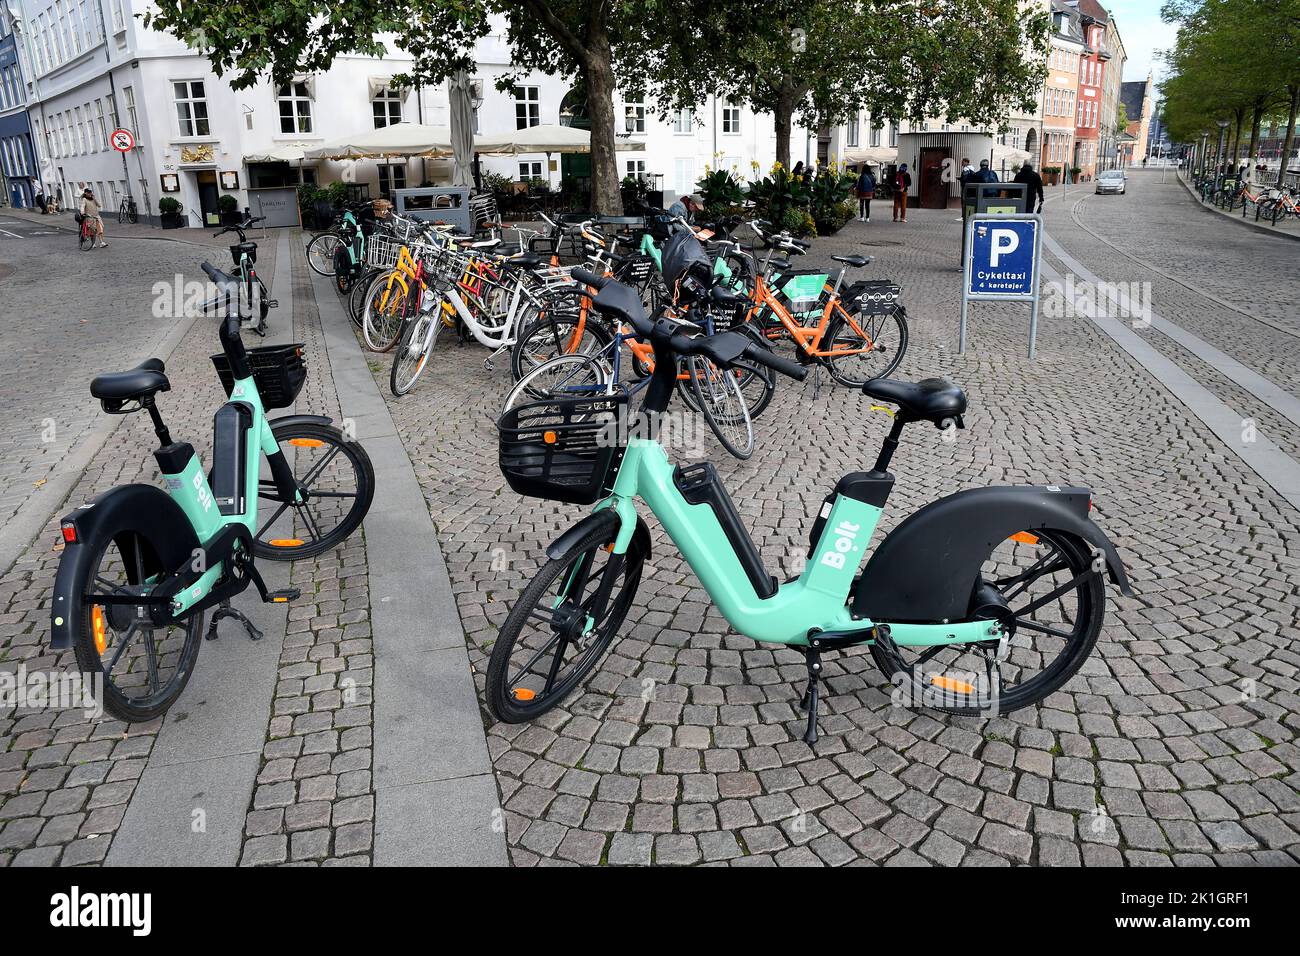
left=648, top=0, right=1050, bottom=168
left=145, top=0, right=705, bottom=214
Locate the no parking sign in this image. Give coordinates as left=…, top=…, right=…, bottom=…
left=960, top=213, right=1044, bottom=358
left=110, top=128, right=135, bottom=152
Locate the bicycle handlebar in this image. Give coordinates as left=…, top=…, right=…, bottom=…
left=200, top=261, right=250, bottom=378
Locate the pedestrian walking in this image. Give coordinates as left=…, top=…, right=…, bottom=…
left=792, top=160, right=806, bottom=179
left=959, top=157, right=976, bottom=191
left=35, top=189, right=47, bottom=214
left=79, top=187, right=108, bottom=248
left=1013, top=160, right=1045, bottom=212
left=855, top=164, right=876, bottom=222
left=892, top=164, right=911, bottom=222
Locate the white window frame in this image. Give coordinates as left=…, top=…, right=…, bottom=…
left=278, top=80, right=313, bottom=134
left=846, top=117, right=858, bottom=148
left=173, top=79, right=210, bottom=137
left=514, top=85, right=540, bottom=130
left=376, top=162, right=406, bottom=197
left=622, top=100, right=646, bottom=134
left=673, top=108, right=693, bottom=134
left=721, top=105, right=740, bottom=134
left=372, top=88, right=402, bottom=128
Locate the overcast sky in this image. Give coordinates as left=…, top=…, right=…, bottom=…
left=1106, top=0, right=1181, bottom=83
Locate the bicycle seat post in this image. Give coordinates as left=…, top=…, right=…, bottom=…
left=141, top=396, right=172, bottom=448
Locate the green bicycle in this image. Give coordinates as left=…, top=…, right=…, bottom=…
left=49, top=261, right=375, bottom=722
left=488, top=270, right=1131, bottom=741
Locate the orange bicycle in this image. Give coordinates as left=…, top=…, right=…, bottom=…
left=731, top=221, right=907, bottom=386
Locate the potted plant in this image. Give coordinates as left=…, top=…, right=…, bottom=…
left=694, top=167, right=746, bottom=221
left=218, top=193, right=242, bottom=225
left=158, top=196, right=184, bottom=229
left=1070, top=166, right=1083, bottom=182
left=1042, top=165, right=1062, bottom=185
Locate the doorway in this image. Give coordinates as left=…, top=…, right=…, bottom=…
left=919, top=147, right=950, bottom=208
left=196, top=169, right=220, bottom=226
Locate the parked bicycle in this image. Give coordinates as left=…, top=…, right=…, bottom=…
left=49, top=262, right=374, bottom=721
left=487, top=271, right=1132, bottom=739
left=118, top=196, right=138, bottom=225
left=214, top=214, right=277, bottom=336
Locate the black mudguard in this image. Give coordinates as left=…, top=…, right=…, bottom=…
left=546, top=509, right=652, bottom=563
left=50, top=485, right=200, bottom=650
left=852, top=485, right=1132, bottom=624
left=267, top=413, right=333, bottom=429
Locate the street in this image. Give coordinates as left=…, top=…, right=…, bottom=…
left=1, top=170, right=1298, bottom=867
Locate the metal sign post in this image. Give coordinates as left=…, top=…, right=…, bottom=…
left=959, top=213, right=1044, bottom=358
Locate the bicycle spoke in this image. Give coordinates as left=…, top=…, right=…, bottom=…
left=298, top=445, right=342, bottom=490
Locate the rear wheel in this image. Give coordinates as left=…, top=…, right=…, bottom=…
left=502, top=353, right=612, bottom=414
left=253, top=421, right=375, bottom=561
left=685, top=354, right=755, bottom=460
left=390, top=307, right=444, bottom=396
left=509, top=303, right=614, bottom=381
left=307, top=233, right=342, bottom=276
left=69, top=529, right=204, bottom=722
left=362, top=272, right=410, bottom=352
left=870, top=529, right=1105, bottom=716
left=823, top=308, right=908, bottom=386
left=486, top=523, right=644, bottom=723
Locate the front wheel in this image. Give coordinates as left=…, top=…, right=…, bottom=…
left=79, top=228, right=94, bottom=251
left=870, top=529, right=1105, bottom=716
left=390, top=307, right=444, bottom=396
left=486, top=522, right=644, bottom=722
left=253, top=421, right=375, bottom=561
left=67, top=528, right=204, bottom=722
left=307, top=233, right=342, bottom=276
left=684, top=355, right=755, bottom=460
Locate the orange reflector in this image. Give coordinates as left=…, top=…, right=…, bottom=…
left=289, top=438, right=325, bottom=448
left=930, top=674, right=975, bottom=694
left=511, top=688, right=536, bottom=701
left=1009, top=531, right=1039, bottom=545
left=92, top=606, right=108, bottom=655
left=269, top=539, right=304, bottom=547
left=543, top=430, right=558, bottom=444
left=273, top=596, right=289, bottom=603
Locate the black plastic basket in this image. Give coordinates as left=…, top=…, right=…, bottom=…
left=211, top=343, right=307, bottom=410
left=230, top=240, right=257, bottom=265
left=498, top=395, right=628, bottom=505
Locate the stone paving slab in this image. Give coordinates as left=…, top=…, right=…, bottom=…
left=364, top=173, right=1300, bottom=866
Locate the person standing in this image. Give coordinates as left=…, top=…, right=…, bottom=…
left=892, top=164, right=911, bottom=222
left=79, top=187, right=108, bottom=248
left=855, top=164, right=876, bottom=222
left=974, top=159, right=999, bottom=183
left=1013, top=160, right=1045, bottom=212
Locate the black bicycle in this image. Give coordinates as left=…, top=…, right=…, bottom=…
left=118, top=196, right=138, bottom=225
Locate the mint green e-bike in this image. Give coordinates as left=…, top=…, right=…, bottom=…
left=488, top=270, right=1131, bottom=741
left=50, top=262, right=374, bottom=722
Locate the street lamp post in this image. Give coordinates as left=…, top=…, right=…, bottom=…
left=1214, top=119, right=1229, bottom=185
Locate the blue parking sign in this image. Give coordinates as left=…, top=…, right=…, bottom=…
left=967, top=218, right=1039, bottom=299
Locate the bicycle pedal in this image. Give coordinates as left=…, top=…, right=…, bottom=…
left=264, top=588, right=301, bottom=604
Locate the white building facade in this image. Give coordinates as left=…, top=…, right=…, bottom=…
left=7, top=2, right=783, bottom=224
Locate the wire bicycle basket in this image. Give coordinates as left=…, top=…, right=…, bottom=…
left=497, top=394, right=628, bottom=505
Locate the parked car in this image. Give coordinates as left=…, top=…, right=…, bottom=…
left=1095, top=169, right=1127, bottom=195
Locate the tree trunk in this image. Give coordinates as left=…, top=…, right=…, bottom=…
left=773, top=89, right=796, bottom=169
left=1247, top=101, right=1263, bottom=175
left=583, top=35, right=622, bottom=216
left=1278, top=85, right=1299, bottom=188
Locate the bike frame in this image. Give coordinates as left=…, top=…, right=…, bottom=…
left=162, top=371, right=288, bottom=618
left=596, top=437, right=994, bottom=649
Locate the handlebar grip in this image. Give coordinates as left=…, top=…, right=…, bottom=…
left=201, top=261, right=225, bottom=283
left=571, top=268, right=607, bottom=289
left=744, top=343, right=807, bottom=382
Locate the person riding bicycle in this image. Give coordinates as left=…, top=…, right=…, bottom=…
left=79, top=188, right=108, bottom=248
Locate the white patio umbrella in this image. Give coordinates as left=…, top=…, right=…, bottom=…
left=474, top=124, right=646, bottom=155
left=448, top=71, right=477, bottom=187
left=304, top=122, right=454, bottom=160
left=840, top=145, right=898, bottom=167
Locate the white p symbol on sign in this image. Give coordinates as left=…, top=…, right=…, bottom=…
left=990, top=229, right=1020, bottom=267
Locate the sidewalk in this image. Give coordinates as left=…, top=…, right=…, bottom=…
left=1173, top=172, right=1300, bottom=242
left=0, top=206, right=268, bottom=247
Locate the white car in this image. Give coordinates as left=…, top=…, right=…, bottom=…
left=1095, top=170, right=1127, bottom=195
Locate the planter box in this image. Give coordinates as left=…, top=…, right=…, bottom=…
left=220, top=210, right=243, bottom=226
left=160, top=212, right=185, bottom=229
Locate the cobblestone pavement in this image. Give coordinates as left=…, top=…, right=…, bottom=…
left=373, top=171, right=1300, bottom=866
left=0, top=229, right=375, bottom=866
left=0, top=210, right=239, bottom=533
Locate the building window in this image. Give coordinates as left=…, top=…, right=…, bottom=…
left=846, top=118, right=858, bottom=148
left=94, top=99, right=108, bottom=148
left=869, top=124, right=881, bottom=147
left=278, top=81, right=313, bottom=133
left=673, top=108, right=693, bottom=134
left=518, top=161, right=543, bottom=180
left=123, top=86, right=138, bottom=140
left=722, top=105, right=740, bottom=134
left=376, top=162, right=406, bottom=198
left=623, top=101, right=645, bottom=134
left=514, top=85, right=539, bottom=129
left=173, top=80, right=209, bottom=137
left=889, top=122, right=898, bottom=147
left=372, top=88, right=402, bottom=128
left=673, top=157, right=694, bottom=194
left=626, top=159, right=646, bottom=179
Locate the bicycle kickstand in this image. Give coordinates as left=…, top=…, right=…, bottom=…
left=798, top=648, right=823, bottom=745
left=206, top=599, right=264, bottom=642
left=483, top=345, right=510, bottom=373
